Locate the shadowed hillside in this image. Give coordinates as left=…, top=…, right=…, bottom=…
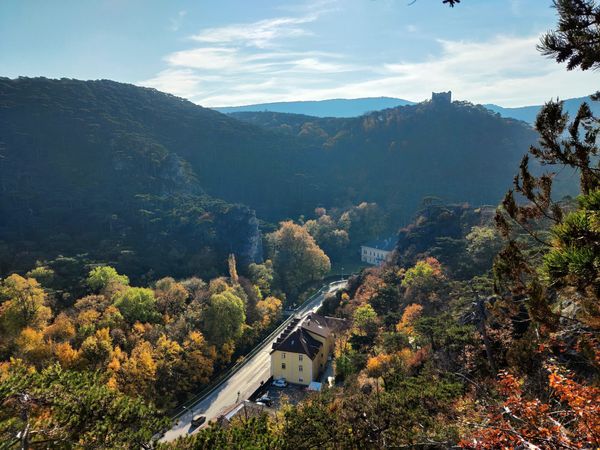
left=1, top=78, right=576, bottom=282
left=230, top=97, right=572, bottom=221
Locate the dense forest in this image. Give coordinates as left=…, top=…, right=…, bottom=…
left=0, top=0, right=599, bottom=448
left=0, top=218, right=335, bottom=447
left=160, top=0, right=599, bottom=448
left=0, top=75, right=548, bottom=284
left=230, top=99, right=578, bottom=220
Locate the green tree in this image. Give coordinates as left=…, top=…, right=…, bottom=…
left=401, top=258, right=446, bottom=308
left=267, top=221, right=331, bottom=298
left=339, top=202, right=386, bottom=244
left=201, top=290, right=246, bottom=347
left=466, top=226, right=502, bottom=267
left=353, top=304, right=378, bottom=335
left=248, top=261, right=274, bottom=298
left=543, top=191, right=600, bottom=321
left=0, top=364, right=168, bottom=448
left=304, top=214, right=350, bottom=260
left=113, top=287, right=160, bottom=324
left=87, top=265, right=129, bottom=293
left=25, top=265, right=55, bottom=288
left=539, top=0, right=600, bottom=71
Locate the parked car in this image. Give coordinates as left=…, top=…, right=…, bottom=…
left=272, top=378, right=288, bottom=388
left=256, top=396, right=273, bottom=407
left=191, top=414, right=206, bottom=427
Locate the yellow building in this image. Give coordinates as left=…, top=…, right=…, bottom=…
left=270, top=314, right=334, bottom=386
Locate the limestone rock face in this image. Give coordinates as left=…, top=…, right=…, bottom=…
left=213, top=204, right=263, bottom=266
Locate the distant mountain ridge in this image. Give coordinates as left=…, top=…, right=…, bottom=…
left=215, top=97, right=415, bottom=118
left=216, top=94, right=599, bottom=124
left=484, top=95, right=600, bottom=124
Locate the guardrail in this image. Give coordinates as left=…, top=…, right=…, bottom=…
left=168, top=280, right=346, bottom=422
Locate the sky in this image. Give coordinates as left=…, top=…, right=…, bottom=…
left=1, top=0, right=598, bottom=107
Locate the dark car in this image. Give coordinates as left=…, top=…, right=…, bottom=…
left=191, top=414, right=206, bottom=427
left=256, top=396, right=273, bottom=407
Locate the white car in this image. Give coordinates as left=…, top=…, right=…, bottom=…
left=272, top=378, right=288, bottom=388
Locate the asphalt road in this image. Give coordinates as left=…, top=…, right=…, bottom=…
left=160, top=280, right=347, bottom=443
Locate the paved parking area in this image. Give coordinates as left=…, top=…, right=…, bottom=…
left=250, top=382, right=312, bottom=411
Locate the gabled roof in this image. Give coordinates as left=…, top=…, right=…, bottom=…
left=271, top=327, right=322, bottom=359
left=301, top=313, right=332, bottom=339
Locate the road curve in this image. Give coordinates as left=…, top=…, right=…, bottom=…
left=160, top=280, right=347, bottom=443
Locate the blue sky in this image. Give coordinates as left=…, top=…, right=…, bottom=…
left=1, top=0, right=598, bottom=107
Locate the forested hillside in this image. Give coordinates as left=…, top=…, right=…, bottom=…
left=0, top=0, right=599, bottom=448
left=217, top=94, right=600, bottom=124
left=0, top=77, right=322, bottom=282
left=157, top=0, right=600, bottom=445
left=230, top=99, right=565, bottom=220
left=0, top=78, right=552, bottom=283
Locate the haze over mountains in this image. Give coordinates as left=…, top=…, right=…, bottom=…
left=215, top=97, right=416, bottom=118
left=217, top=94, right=599, bottom=123
left=0, top=77, right=575, bottom=281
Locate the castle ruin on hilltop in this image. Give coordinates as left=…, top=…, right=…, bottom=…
left=431, top=91, right=452, bottom=105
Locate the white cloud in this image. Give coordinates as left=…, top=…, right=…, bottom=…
left=140, top=8, right=599, bottom=109
left=161, top=46, right=352, bottom=74
left=165, top=47, right=242, bottom=71
left=190, top=15, right=317, bottom=49
left=139, top=69, right=207, bottom=100
left=369, top=35, right=599, bottom=106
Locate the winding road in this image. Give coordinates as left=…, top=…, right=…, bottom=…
left=160, top=280, right=347, bottom=443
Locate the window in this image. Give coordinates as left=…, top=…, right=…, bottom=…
left=299, top=365, right=303, bottom=372
left=282, top=363, right=286, bottom=369
left=299, top=377, right=304, bottom=383
left=298, top=354, right=303, bottom=361
left=282, top=353, right=286, bottom=359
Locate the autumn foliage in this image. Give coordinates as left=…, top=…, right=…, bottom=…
left=461, top=367, right=600, bottom=449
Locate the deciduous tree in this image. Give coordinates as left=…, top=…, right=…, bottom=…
left=201, top=290, right=246, bottom=347
left=267, top=221, right=330, bottom=298
left=113, top=287, right=160, bottom=324
left=0, top=274, right=52, bottom=335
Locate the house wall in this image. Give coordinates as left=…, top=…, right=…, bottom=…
left=305, top=330, right=334, bottom=378
left=361, top=246, right=391, bottom=265
left=271, top=350, right=313, bottom=385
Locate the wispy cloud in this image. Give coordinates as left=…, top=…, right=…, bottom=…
left=370, top=35, right=598, bottom=106
left=190, top=16, right=317, bottom=49
left=140, top=3, right=598, bottom=108
left=139, top=1, right=358, bottom=104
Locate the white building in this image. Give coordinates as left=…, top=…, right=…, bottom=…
left=360, top=238, right=395, bottom=265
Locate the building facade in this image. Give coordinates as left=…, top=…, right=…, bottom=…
left=270, top=314, right=334, bottom=386
left=360, top=238, right=395, bottom=265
